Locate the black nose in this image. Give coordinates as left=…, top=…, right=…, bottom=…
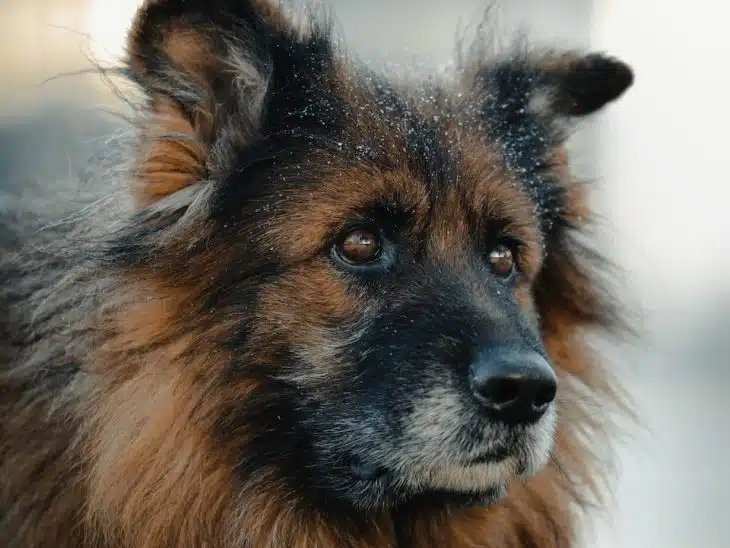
left=469, top=347, right=557, bottom=425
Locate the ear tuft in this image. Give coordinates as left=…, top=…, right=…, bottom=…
left=133, top=99, right=209, bottom=209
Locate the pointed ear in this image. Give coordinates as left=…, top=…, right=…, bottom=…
left=125, top=0, right=336, bottom=209
left=536, top=53, right=634, bottom=117
left=467, top=49, right=634, bottom=138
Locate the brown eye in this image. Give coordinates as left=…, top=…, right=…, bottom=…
left=337, top=229, right=381, bottom=265
left=488, top=243, right=516, bottom=279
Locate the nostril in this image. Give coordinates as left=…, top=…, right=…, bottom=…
left=532, top=380, right=557, bottom=412
left=477, top=377, right=522, bottom=408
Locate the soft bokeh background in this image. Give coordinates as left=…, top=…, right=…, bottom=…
left=2, top=1, right=728, bottom=546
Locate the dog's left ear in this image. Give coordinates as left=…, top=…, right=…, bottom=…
left=468, top=51, right=634, bottom=135
left=535, top=53, right=634, bottom=117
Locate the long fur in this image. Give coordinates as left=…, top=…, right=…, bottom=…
left=0, top=1, right=634, bottom=546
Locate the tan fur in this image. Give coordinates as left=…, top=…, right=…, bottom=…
left=65, top=168, right=615, bottom=548
left=0, top=1, right=632, bottom=545
left=133, top=99, right=208, bottom=208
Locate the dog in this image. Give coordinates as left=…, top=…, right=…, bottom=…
left=0, top=0, right=634, bottom=546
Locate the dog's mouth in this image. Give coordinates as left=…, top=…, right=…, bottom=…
left=348, top=446, right=513, bottom=482
left=463, top=446, right=513, bottom=465
left=346, top=451, right=514, bottom=508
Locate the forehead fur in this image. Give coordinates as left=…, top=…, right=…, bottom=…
left=116, top=0, right=634, bottom=300
left=127, top=1, right=631, bottom=233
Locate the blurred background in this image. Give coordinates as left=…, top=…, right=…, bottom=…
left=1, top=1, right=728, bottom=546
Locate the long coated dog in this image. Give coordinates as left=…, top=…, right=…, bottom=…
left=0, top=1, right=634, bottom=546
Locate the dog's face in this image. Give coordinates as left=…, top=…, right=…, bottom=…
left=239, top=128, right=557, bottom=509
left=123, top=0, right=633, bottom=512
left=279, top=168, right=555, bottom=508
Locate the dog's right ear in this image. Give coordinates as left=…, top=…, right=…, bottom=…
left=126, top=0, right=337, bottom=209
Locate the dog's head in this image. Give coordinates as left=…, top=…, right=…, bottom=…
left=118, top=0, right=633, bottom=513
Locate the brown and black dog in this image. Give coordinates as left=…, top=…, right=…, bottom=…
left=0, top=1, right=634, bottom=546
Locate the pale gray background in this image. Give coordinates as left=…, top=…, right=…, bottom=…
left=1, top=1, right=729, bottom=547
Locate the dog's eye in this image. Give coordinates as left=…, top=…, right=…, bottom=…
left=488, top=243, right=516, bottom=279
left=336, top=228, right=381, bottom=265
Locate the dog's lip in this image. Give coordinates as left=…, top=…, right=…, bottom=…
left=348, top=457, right=510, bottom=507
left=349, top=446, right=514, bottom=482
left=464, top=446, right=513, bottom=465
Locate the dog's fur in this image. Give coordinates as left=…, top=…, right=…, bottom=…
left=0, top=1, right=634, bottom=546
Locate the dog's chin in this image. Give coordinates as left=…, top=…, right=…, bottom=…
left=331, top=406, right=557, bottom=510
left=345, top=455, right=526, bottom=510
left=404, top=484, right=509, bottom=509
